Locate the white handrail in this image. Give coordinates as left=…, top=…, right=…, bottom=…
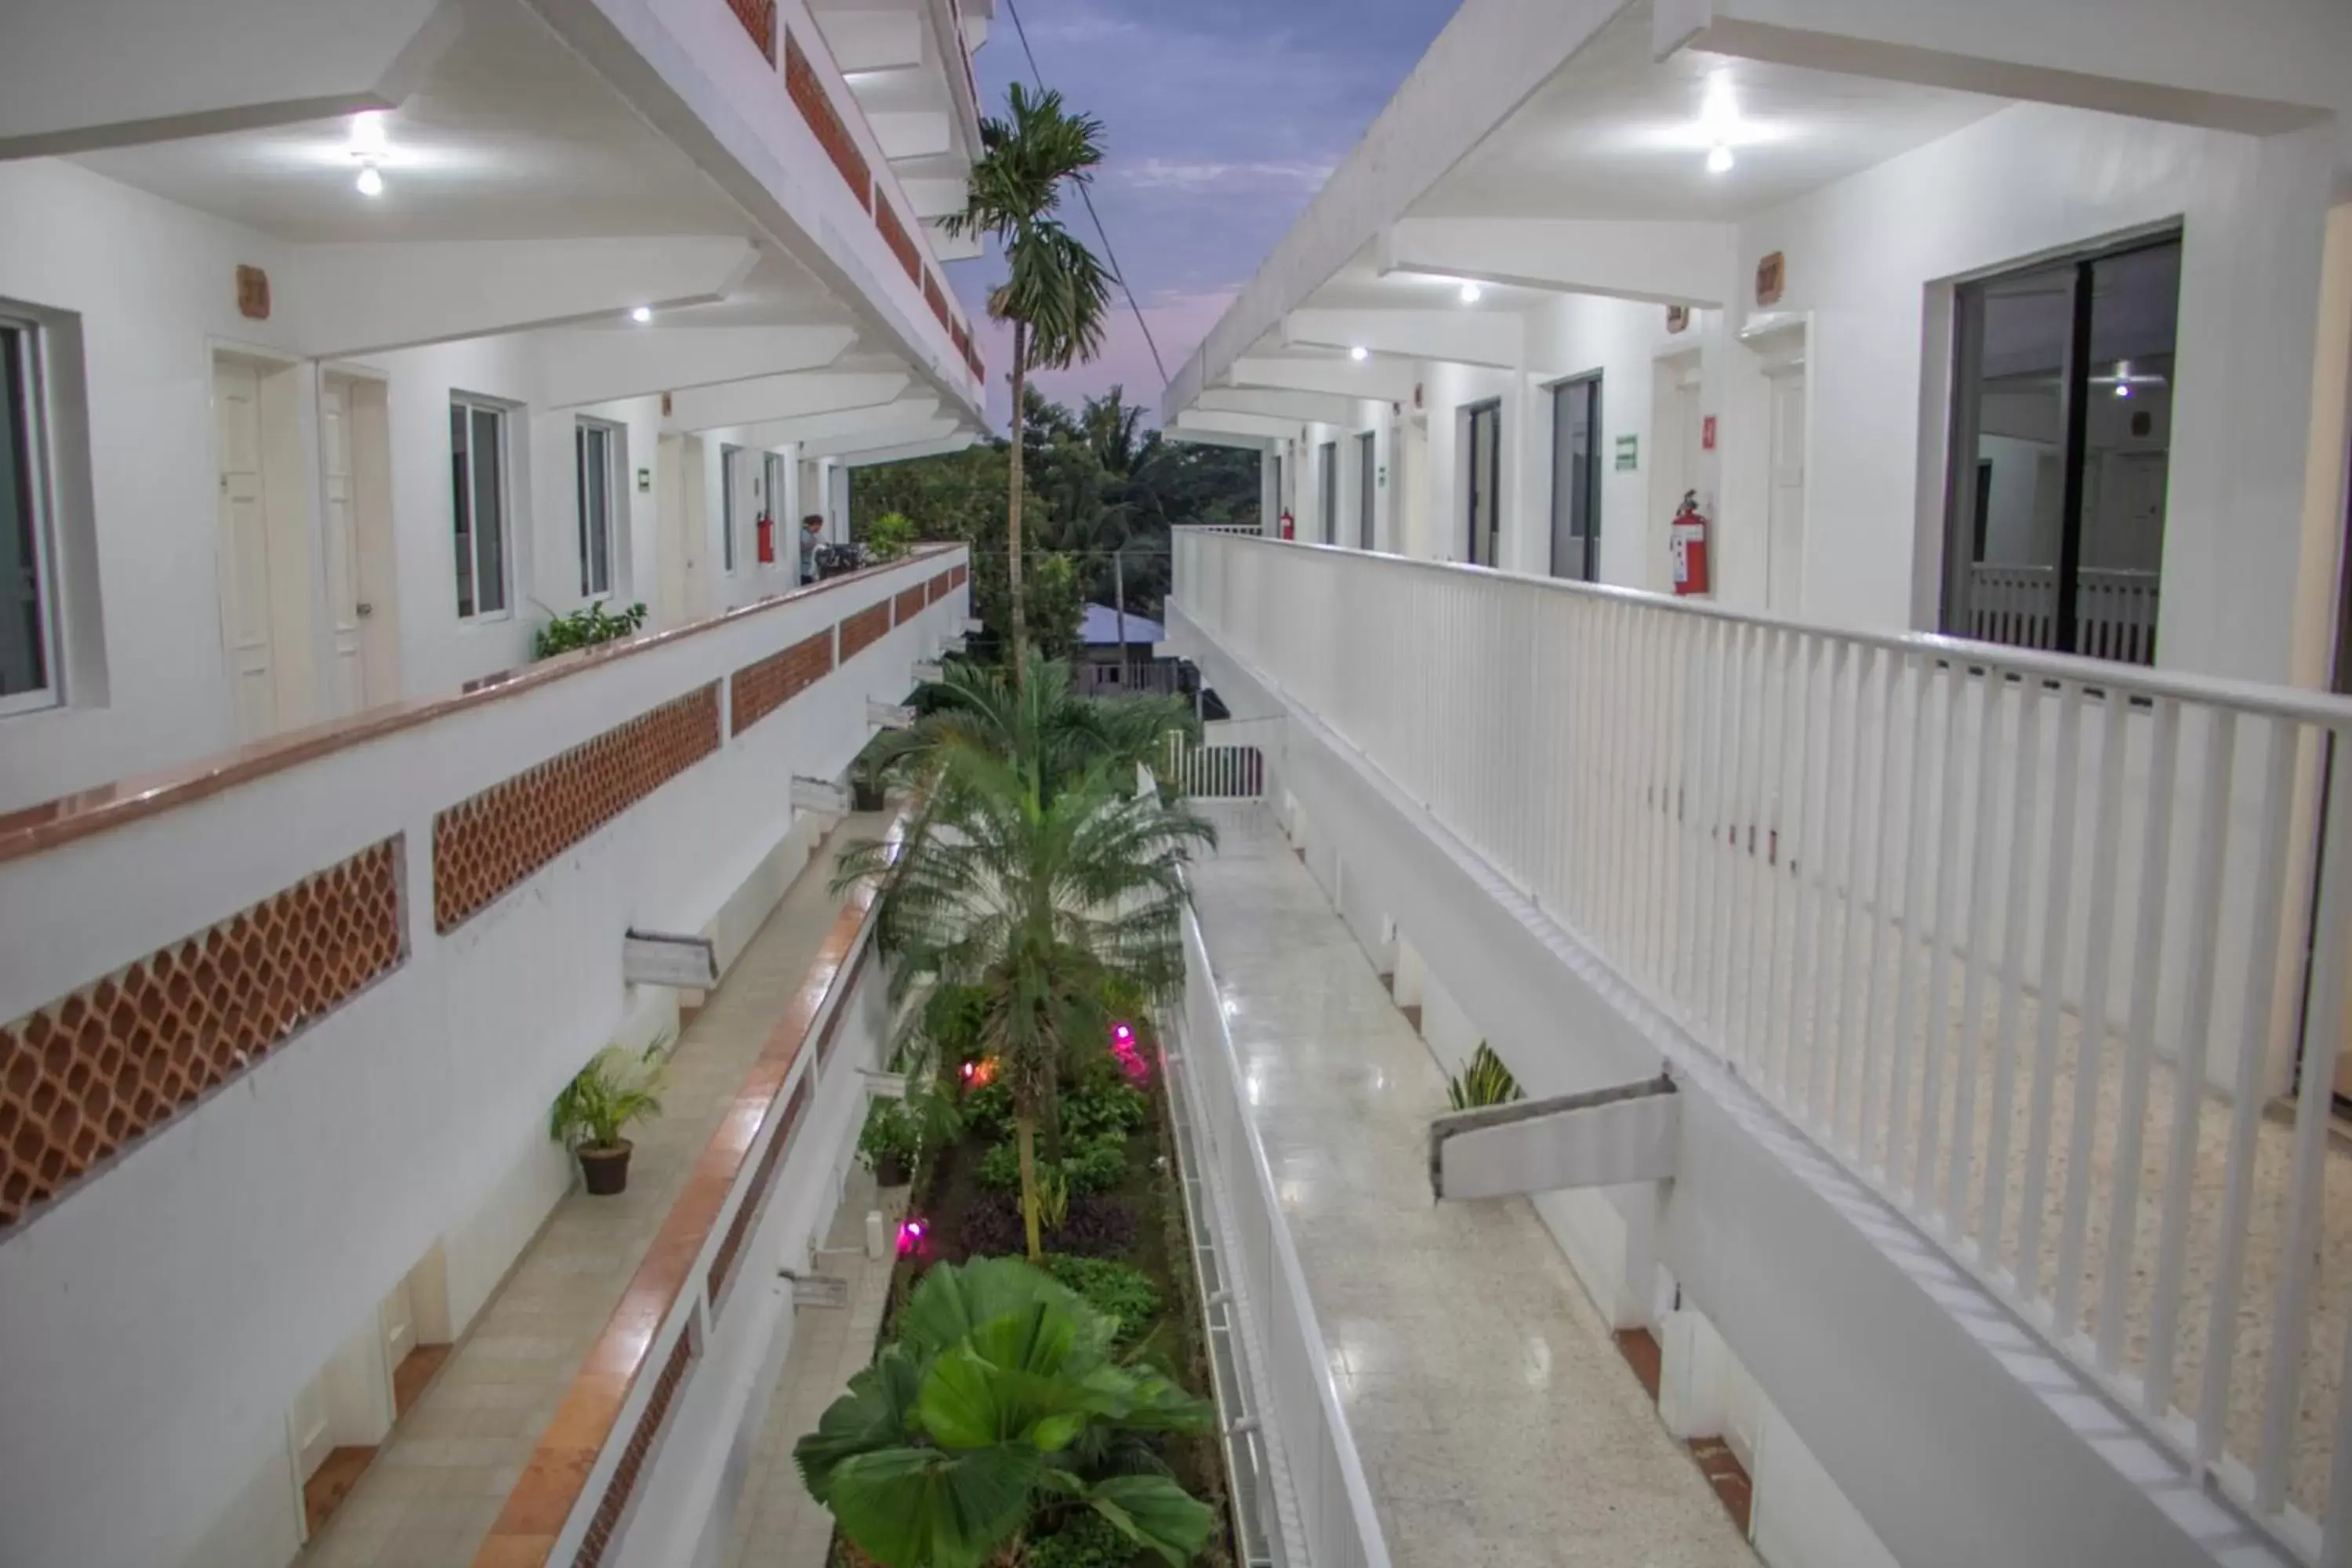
left=1174, top=529, right=2352, bottom=1563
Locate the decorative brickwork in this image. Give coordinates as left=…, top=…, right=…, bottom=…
left=433, top=687, right=720, bottom=933
left=951, top=318, right=972, bottom=361
left=950, top=564, right=967, bottom=590
left=964, top=339, right=986, bottom=383
left=785, top=30, right=871, bottom=212
left=724, top=0, right=775, bottom=60
left=927, top=568, right=956, bottom=604
left=705, top=1073, right=812, bottom=1313
left=0, top=839, right=404, bottom=1231
left=838, top=603, right=890, bottom=662
left=924, top=270, right=952, bottom=330
left=574, top=1327, right=695, bottom=1568
left=877, top=200, right=922, bottom=285
left=729, top=631, right=834, bottom=739
left=895, top=585, right=927, bottom=626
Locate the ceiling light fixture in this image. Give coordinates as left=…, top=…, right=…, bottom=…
left=354, top=162, right=385, bottom=197
left=1707, top=143, right=1734, bottom=176
left=349, top=111, right=391, bottom=197
left=1349, top=346, right=1370, bottom=362
left=1458, top=281, right=1483, bottom=305
left=630, top=306, right=654, bottom=325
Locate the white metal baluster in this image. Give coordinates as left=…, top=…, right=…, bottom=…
left=2194, top=718, right=2299, bottom=1475
left=1913, top=662, right=1970, bottom=1204
left=1639, top=608, right=1673, bottom=991
left=2257, top=727, right=2352, bottom=1513
left=1800, top=641, right=1849, bottom=1129
left=1770, top=634, right=1819, bottom=1100
left=2096, top=698, right=2183, bottom=1374
left=2143, top=709, right=2237, bottom=1422
left=1744, top=630, right=1790, bottom=1074
left=1827, top=646, right=1880, bottom=1152
left=1653, top=614, right=1689, bottom=996
left=1858, top=653, right=1913, bottom=1173
left=2013, top=683, right=2083, bottom=1306
left=1979, top=677, right=2047, bottom=1273
left=2053, top=691, right=2130, bottom=1339
left=1944, top=670, right=2011, bottom=1240
left=1730, top=624, right=1776, bottom=1066
left=1700, top=622, right=1748, bottom=1037
left=1672, top=617, right=1717, bottom=1027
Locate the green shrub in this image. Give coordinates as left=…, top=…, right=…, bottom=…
left=856, top=1097, right=920, bottom=1179
left=533, top=600, right=648, bottom=659
left=961, top=1075, right=1014, bottom=1139
left=1040, top=1255, right=1160, bottom=1345
left=1061, top=1077, right=1150, bottom=1141
left=977, top=1131, right=1128, bottom=1196
left=864, top=510, right=916, bottom=562
left=1446, top=1041, right=1524, bottom=1111
left=1025, top=1511, right=1135, bottom=1568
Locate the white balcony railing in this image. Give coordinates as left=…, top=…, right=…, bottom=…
left=1173, top=532, right=2352, bottom=1563
left=1966, top=562, right=2160, bottom=665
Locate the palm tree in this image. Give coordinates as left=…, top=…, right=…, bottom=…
left=796, top=1258, right=1214, bottom=1568
left=943, top=84, right=1116, bottom=684
left=837, top=699, right=1212, bottom=1260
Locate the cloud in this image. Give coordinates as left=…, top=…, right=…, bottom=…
left=1105, top=158, right=1335, bottom=192
left=953, top=282, right=1243, bottom=427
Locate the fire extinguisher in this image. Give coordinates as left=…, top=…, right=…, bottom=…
left=756, top=513, right=776, bottom=564
left=1279, top=509, right=1295, bottom=541
left=1671, top=491, right=1711, bottom=597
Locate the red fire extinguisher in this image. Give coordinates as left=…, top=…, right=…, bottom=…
left=1671, top=491, right=1711, bottom=597
left=756, top=513, right=776, bottom=564
left=1279, top=508, right=1295, bottom=541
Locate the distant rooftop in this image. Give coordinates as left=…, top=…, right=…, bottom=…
left=1079, top=604, right=1164, bottom=647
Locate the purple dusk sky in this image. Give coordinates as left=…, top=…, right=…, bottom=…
left=944, top=0, right=1462, bottom=429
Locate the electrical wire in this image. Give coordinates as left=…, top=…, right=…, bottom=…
left=999, top=0, right=1172, bottom=390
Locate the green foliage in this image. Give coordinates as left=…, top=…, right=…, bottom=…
left=858, top=1098, right=923, bottom=1176
left=549, top=1043, right=666, bottom=1151
left=1025, top=1510, right=1136, bottom=1568
left=1445, top=1042, right=1525, bottom=1112
left=1061, top=1076, right=1150, bottom=1142
left=793, top=1258, right=1214, bottom=1568
left=978, top=1132, right=1127, bottom=1197
left=865, top=511, right=917, bottom=562
left=533, top=600, right=647, bottom=659
left=1039, top=1256, right=1160, bottom=1348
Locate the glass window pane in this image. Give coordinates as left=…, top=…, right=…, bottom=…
left=451, top=404, right=474, bottom=618
left=721, top=445, right=739, bottom=572
left=0, top=325, right=49, bottom=699
left=1358, top=432, right=1376, bottom=550
left=1951, top=263, right=2074, bottom=650
left=471, top=406, right=506, bottom=615
left=590, top=431, right=611, bottom=596
left=2076, top=241, right=2177, bottom=664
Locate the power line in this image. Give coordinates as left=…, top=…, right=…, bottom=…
left=998, top=0, right=1172, bottom=390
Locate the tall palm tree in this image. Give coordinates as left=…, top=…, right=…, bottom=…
left=837, top=737, right=1211, bottom=1261
left=943, top=84, right=1116, bottom=684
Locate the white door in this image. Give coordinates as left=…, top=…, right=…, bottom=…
left=286, top=1373, right=333, bottom=1483
left=214, top=360, right=277, bottom=739
left=1766, top=367, right=1807, bottom=616
left=379, top=1276, right=416, bottom=1374
left=319, top=377, right=365, bottom=713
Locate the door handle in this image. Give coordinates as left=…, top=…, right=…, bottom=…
left=356, top=602, right=374, bottom=618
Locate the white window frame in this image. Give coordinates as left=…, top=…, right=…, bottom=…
left=575, top=418, right=620, bottom=600
left=763, top=452, right=788, bottom=571
left=0, top=314, right=60, bottom=717
left=451, top=395, right=514, bottom=621
left=720, top=442, right=742, bottom=575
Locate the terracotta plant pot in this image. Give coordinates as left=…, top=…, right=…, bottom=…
left=579, top=1141, right=633, bottom=1196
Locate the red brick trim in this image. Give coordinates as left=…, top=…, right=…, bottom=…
left=573, top=1327, right=695, bottom=1567
left=730, top=630, right=834, bottom=738
left=877, top=200, right=922, bottom=285
left=724, top=0, right=775, bottom=60
left=839, top=602, right=891, bottom=662
left=895, top=585, right=927, bottom=626
left=785, top=29, right=872, bottom=212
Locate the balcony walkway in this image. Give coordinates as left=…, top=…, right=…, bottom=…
left=1189, top=806, right=1755, bottom=1568
left=300, top=816, right=882, bottom=1568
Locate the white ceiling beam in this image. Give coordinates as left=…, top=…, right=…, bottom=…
left=670, top=370, right=909, bottom=433
left=1196, top=387, right=1369, bottom=428
left=802, top=415, right=965, bottom=459
left=901, top=176, right=969, bottom=222
left=815, top=11, right=924, bottom=71
left=739, top=395, right=942, bottom=449
left=1283, top=307, right=1524, bottom=370
left=842, top=430, right=981, bottom=467
left=1225, top=355, right=1418, bottom=404
left=926, top=223, right=983, bottom=262
left=1177, top=410, right=1302, bottom=443
left=869, top=111, right=953, bottom=162
left=1166, top=427, right=1275, bottom=453
left=292, top=236, right=759, bottom=359
left=537, top=325, right=857, bottom=408
left=0, top=0, right=457, bottom=159
left=1380, top=218, right=1737, bottom=309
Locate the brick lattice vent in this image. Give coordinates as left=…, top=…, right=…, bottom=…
left=731, top=631, right=834, bottom=737
left=838, top=603, right=890, bottom=662
left=574, top=1328, right=696, bottom=1568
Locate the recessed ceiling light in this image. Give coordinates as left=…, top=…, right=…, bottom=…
left=1349, top=346, right=1370, bottom=362
left=1707, top=143, right=1734, bottom=175
left=354, top=163, right=384, bottom=197
left=1458, top=281, right=1483, bottom=305
left=630, top=306, right=654, bottom=324
left=350, top=111, right=389, bottom=158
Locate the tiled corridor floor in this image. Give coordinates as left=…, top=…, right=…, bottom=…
left=1189, top=806, right=1755, bottom=1567
left=300, top=819, right=878, bottom=1567
left=724, top=1167, right=899, bottom=1568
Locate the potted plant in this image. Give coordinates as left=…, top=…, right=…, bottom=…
left=862, top=510, right=916, bottom=563
left=550, top=1043, right=667, bottom=1196
left=856, top=1098, right=920, bottom=1187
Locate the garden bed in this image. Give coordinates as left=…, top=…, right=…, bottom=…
left=827, top=1022, right=1233, bottom=1568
